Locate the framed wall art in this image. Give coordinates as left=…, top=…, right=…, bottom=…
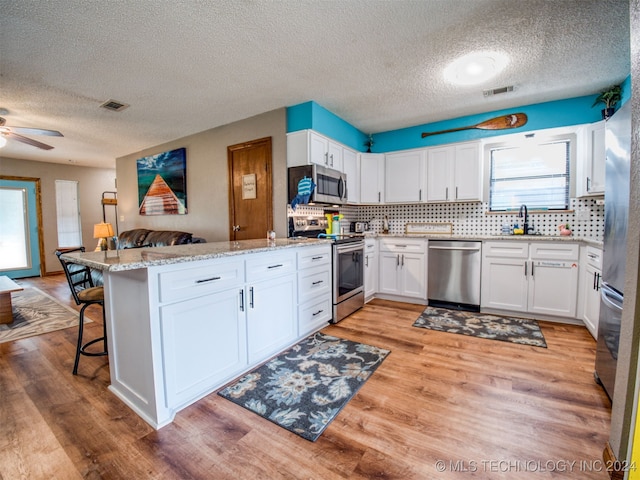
left=137, top=147, right=187, bottom=215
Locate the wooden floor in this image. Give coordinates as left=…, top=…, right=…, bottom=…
left=1, top=275, right=612, bottom=479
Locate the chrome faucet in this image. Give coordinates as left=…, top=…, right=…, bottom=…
left=518, top=204, right=528, bottom=234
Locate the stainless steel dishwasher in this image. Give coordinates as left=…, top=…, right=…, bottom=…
left=428, top=240, right=482, bottom=311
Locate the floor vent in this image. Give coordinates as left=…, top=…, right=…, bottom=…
left=483, top=86, right=514, bottom=97
left=100, top=99, right=130, bottom=112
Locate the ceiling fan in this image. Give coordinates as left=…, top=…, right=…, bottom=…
left=0, top=116, right=63, bottom=150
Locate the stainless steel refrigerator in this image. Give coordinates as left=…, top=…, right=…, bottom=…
left=595, top=101, right=631, bottom=400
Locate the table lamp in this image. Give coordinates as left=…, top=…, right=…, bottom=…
left=94, top=222, right=114, bottom=251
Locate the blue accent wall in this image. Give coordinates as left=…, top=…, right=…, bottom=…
left=286, top=75, right=631, bottom=153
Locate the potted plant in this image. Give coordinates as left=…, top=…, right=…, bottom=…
left=364, top=134, right=374, bottom=153
left=592, top=84, right=622, bottom=120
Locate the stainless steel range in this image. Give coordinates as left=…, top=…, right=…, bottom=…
left=289, top=215, right=364, bottom=323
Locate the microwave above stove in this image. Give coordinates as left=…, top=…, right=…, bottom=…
left=288, top=164, right=347, bottom=206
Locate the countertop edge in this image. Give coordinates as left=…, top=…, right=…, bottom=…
left=60, top=239, right=333, bottom=272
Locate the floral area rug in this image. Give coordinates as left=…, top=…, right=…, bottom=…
left=218, top=332, right=390, bottom=441
left=413, top=306, right=547, bottom=348
left=0, top=286, right=83, bottom=344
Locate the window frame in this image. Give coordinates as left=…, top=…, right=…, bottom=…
left=482, top=128, right=577, bottom=211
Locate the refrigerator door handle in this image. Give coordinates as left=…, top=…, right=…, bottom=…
left=600, top=284, right=623, bottom=311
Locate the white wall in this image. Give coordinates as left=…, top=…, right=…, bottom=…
left=115, top=108, right=287, bottom=242
left=0, top=157, right=116, bottom=274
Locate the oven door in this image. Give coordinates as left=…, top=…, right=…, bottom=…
left=333, top=242, right=364, bottom=303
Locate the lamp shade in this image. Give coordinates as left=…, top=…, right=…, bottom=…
left=93, top=222, right=114, bottom=239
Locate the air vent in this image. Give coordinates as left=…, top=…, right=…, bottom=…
left=483, top=85, right=514, bottom=97
left=100, top=99, right=130, bottom=112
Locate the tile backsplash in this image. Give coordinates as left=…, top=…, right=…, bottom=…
left=288, top=198, right=604, bottom=240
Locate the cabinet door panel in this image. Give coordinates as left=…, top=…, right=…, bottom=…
left=309, top=132, right=329, bottom=166
left=378, top=252, right=401, bottom=295
left=454, top=143, right=481, bottom=201
left=400, top=253, right=426, bottom=299
left=360, top=154, right=385, bottom=203
left=528, top=262, right=578, bottom=317
left=583, top=264, right=601, bottom=339
left=426, top=147, right=452, bottom=202
left=385, top=151, right=423, bottom=203
left=364, top=252, right=378, bottom=300
left=481, top=257, right=528, bottom=311
left=247, top=275, right=296, bottom=364
left=342, top=148, right=359, bottom=203
left=161, top=289, right=246, bottom=407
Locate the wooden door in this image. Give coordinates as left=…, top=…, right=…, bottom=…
left=228, top=137, right=273, bottom=241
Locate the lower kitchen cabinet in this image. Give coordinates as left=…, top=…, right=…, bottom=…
left=160, top=287, right=247, bottom=407
left=580, top=245, right=602, bottom=339
left=296, top=244, right=332, bottom=336
left=364, top=238, right=378, bottom=301
left=481, top=241, right=579, bottom=318
left=378, top=238, right=426, bottom=300
left=247, top=273, right=297, bottom=364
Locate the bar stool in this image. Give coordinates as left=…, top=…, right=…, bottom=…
left=55, top=248, right=108, bottom=375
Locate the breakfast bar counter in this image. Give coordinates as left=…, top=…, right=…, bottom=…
left=61, top=239, right=333, bottom=429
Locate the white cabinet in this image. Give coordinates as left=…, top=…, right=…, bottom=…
left=342, top=147, right=360, bottom=204
left=287, top=130, right=343, bottom=171
left=359, top=153, right=385, bottom=203
left=426, top=141, right=482, bottom=202
left=160, top=287, right=247, bottom=407
left=481, top=241, right=580, bottom=318
left=385, top=149, right=426, bottom=203
left=580, top=245, right=602, bottom=339
left=245, top=251, right=297, bottom=364
left=577, top=121, right=605, bottom=197
left=364, top=238, right=378, bottom=301
left=296, top=245, right=332, bottom=336
left=378, top=238, right=426, bottom=300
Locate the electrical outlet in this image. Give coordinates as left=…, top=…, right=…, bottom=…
left=575, top=207, right=590, bottom=222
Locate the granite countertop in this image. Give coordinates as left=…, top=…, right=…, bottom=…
left=60, top=238, right=332, bottom=272
left=368, top=233, right=603, bottom=248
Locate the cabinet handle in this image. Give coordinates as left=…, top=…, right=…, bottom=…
left=531, top=261, right=534, bottom=277
left=239, top=289, right=245, bottom=312
left=268, top=264, right=283, bottom=269
left=312, top=280, right=323, bottom=286
left=419, top=189, right=422, bottom=201
left=524, top=262, right=527, bottom=277
left=594, top=272, right=601, bottom=291
left=312, top=256, right=323, bottom=260
left=312, top=309, right=324, bottom=317
left=396, top=255, right=400, bottom=267
left=445, top=187, right=448, bottom=200
left=378, top=192, right=381, bottom=202
left=365, top=255, right=369, bottom=267
left=455, top=186, right=458, bottom=200
left=401, top=254, right=404, bottom=267
left=196, top=276, right=221, bottom=283
left=324, top=152, right=329, bottom=165
left=249, top=286, right=254, bottom=308
left=330, top=154, right=334, bottom=167
left=587, top=177, right=591, bottom=192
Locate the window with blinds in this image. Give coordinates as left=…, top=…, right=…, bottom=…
left=489, top=140, right=570, bottom=211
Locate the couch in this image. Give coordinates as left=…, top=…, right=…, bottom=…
left=115, top=228, right=202, bottom=249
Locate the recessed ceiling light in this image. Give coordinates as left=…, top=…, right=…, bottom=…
left=444, top=51, right=509, bottom=86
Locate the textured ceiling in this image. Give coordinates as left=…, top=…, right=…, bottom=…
left=0, top=0, right=631, bottom=168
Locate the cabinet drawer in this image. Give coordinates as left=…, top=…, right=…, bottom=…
left=585, top=246, right=603, bottom=269
left=365, top=238, right=377, bottom=252
left=297, top=245, right=331, bottom=270
left=246, top=251, right=296, bottom=283
left=158, top=259, right=244, bottom=304
left=379, top=238, right=425, bottom=253
left=483, top=241, right=528, bottom=259
left=298, top=265, right=331, bottom=304
left=298, top=295, right=332, bottom=336
left=530, top=242, right=579, bottom=261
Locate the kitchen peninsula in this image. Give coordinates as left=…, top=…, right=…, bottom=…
left=61, top=238, right=333, bottom=429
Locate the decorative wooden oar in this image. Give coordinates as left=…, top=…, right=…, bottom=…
left=421, top=113, right=528, bottom=138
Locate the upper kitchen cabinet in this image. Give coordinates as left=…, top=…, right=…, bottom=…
left=576, top=121, right=605, bottom=197
left=360, top=153, right=385, bottom=204
left=342, top=147, right=360, bottom=204
left=287, top=130, right=344, bottom=171
left=426, top=141, right=482, bottom=202
left=385, top=149, right=426, bottom=203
